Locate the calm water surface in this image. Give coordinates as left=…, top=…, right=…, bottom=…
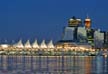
left=0, top=55, right=108, bottom=74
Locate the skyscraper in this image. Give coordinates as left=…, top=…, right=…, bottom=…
left=62, top=16, right=82, bottom=41
left=94, top=29, right=104, bottom=48
left=77, top=27, right=87, bottom=43
left=58, top=16, right=106, bottom=49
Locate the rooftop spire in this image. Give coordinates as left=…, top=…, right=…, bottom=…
left=86, top=13, right=89, bottom=19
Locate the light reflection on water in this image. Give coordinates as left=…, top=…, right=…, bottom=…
left=0, top=55, right=108, bottom=74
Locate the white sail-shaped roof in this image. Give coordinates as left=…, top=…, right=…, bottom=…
left=24, top=40, right=31, bottom=48
left=40, top=40, right=47, bottom=48
left=47, top=40, right=55, bottom=48
left=32, top=39, right=39, bottom=48
left=15, top=39, right=24, bottom=48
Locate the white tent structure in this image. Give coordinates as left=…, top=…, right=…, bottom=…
left=24, top=40, right=32, bottom=48
left=40, top=40, right=47, bottom=49
left=47, top=40, right=55, bottom=49
left=15, top=39, right=24, bottom=48
left=32, top=39, right=39, bottom=49
left=47, top=40, right=55, bottom=51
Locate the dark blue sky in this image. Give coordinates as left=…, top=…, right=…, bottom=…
left=0, top=0, right=108, bottom=43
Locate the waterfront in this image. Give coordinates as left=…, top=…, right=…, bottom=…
left=0, top=55, right=108, bottom=74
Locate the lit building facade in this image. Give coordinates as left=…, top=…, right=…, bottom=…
left=105, top=32, right=108, bottom=43
left=59, top=16, right=106, bottom=49
left=104, top=31, right=108, bottom=48
left=86, top=29, right=94, bottom=45
left=77, top=27, right=87, bottom=43
left=94, top=29, right=104, bottom=48
left=68, top=16, right=82, bottom=27
left=62, top=27, right=75, bottom=41
left=62, top=16, right=82, bottom=41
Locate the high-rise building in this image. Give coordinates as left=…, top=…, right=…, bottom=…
left=105, top=32, right=108, bottom=43
left=77, top=27, right=87, bottom=43
left=58, top=16, right=106, bottom=49
left=62, top=16, right=82, bottom=41
left=86, top=29, right=94, bottom=45
left=104, top=31, right=108, bottom=48
left=62, top=27, right=75, bottom=41
left=94, top=29, right=104, bottom=48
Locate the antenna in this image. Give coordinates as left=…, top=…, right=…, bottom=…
left=86, top=13, right=89, bottom=18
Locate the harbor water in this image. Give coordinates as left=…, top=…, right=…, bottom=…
left=0, top=55, right=108, bottom=74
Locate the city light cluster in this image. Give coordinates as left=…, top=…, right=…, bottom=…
left=0, top=39, right=97, bottom=56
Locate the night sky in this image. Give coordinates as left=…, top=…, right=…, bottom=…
left=0, top=0, right=108, bottom=43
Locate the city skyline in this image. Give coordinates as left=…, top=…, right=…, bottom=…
left=0, top=0, right=108, bottom=43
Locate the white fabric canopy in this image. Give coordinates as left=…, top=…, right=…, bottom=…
left=40, top=40, right=47, bottom=48
left=47, top=40, right=55, bottom=48
left=32, top=39, right=39, bottom=48
left=24, top=40, right=31, bottom=48
left=15, top=39, right=24, bottom=48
